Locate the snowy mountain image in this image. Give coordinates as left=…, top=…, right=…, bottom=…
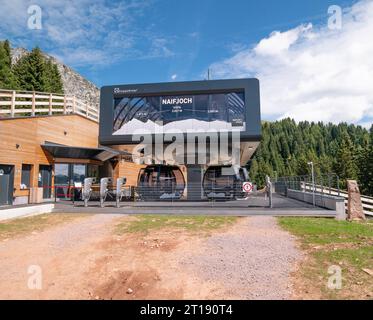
left=113, top=118, right=245, bottom=135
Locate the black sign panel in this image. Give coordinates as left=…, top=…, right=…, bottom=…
left=112, top=92, right=245, bottom=135
left=99, top=79, right=261, bottom=145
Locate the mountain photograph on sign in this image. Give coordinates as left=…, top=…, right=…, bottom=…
left=112, top=92, right=246, bottom=134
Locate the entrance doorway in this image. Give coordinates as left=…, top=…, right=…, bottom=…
left=0, top=165, right=14, bottom=206
left=38, top=165, right=52, bottom=199
left=54, top=163, right=99, bottom=200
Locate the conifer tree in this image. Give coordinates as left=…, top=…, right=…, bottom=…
left=357, top=126, right=373, bottom=195
left=13, top=47, right=46, bottom=92
left=0, top=40, right=18, bottom=89
left=12, top=46, right=64, bottom=94
left=333, top=132, right=358, bottom=188
left=3, top=40, right=11, bottom=59
left=44, top=59, right=63, bottom=93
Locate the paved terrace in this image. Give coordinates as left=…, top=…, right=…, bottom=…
left=52, top=194, right=336, bottom=217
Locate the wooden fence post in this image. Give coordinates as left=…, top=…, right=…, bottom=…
left=49, top=93, right=53, bottom=115
left=11, top=90, right=16, bottom=117
left=32, top=92, right=36, bottom=116
left=63, top=96, right=67, bottom=114
left=73, top=96, right=76, bottom=113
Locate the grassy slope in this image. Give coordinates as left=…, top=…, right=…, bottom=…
left=279, top=217, right=373, bottom=300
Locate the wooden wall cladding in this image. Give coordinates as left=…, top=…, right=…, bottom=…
left=114, top=160, right=146, bottom=187
left=0, top=114, right=99, bottom=197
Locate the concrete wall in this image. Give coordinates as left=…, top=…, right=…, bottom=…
left=287, top=189, right=346, bottom=220
left=0, top=203, right=55, bottom=221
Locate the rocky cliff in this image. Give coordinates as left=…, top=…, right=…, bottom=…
left=11, top=47, right=100, bottom=108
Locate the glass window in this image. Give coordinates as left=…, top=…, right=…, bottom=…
left=21, top=164, right=32, bottom=189
left=55, top=164, right=69, bottom=185
left=87, top=164, right=99, bottom=181
left=73, top=164, right=86, bottom=183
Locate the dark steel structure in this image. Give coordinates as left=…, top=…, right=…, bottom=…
left=99, top=79, right=261, bottom=145
left=98, top=79, right=262, bottom=201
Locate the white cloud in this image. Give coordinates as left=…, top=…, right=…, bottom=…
left=209, top=0, right=373, bottom=126
left=0, top=0, right=173, bottom=68
left=171, top=74, right=178, bottom=80
left=147, top=38, right=175, bottom=59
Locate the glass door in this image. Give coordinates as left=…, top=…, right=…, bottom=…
left=72, top=164, right=86, bottom=184
left=55, top=164, right=70, bottom=199
left=54, top=164, right=87, bottom=200
left=72, top=164, right=86, bottom=201
left=38, top=165, right=52, bottom=199
left=0, top=165, right=14, bottom=205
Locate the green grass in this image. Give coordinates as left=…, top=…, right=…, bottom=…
left=278, top=217, right=373, bottom=300
left=279, top=217, right=373, bottom=245
left=115, top=215, right=238, bottom=235
left=0, top=213, right=90, bottom=241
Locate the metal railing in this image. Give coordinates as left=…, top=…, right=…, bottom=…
left=302, top=183, right=373, bottom=217
left=273, top=174, right=340, bottom=196
left=274, top=174, right=372, bottom=217
left=52, top=184, right=270, bottom=207
left=31, top=176, right=274, bottom=208
left=0, top=89, right=99, bottom=122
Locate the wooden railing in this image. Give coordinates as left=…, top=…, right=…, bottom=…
left=0, top=89, right=99, bottom=122
left=303, top=183, right=373, bottom=217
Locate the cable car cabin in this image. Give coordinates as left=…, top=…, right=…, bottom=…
left=203, top=165, right=249, bottom=200
left=137, top=165, right=186, bottom=200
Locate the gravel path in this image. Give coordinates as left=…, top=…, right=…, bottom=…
left=181, top=216, right=301, bottom=300
left=0, top=214, right=301, bottom=299
left=0, top=214, right=121, bottom=299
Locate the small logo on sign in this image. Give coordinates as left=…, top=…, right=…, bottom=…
left=114, top=88, right=138, bottom=94
left=242, top=182, right=253, bottom=193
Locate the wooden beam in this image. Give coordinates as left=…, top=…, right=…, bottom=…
left=53, top=157, right=103, bottom=165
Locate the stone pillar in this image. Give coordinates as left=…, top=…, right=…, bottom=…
left=347, top=180, right=366, bottom=221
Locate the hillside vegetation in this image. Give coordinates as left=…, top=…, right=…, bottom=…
left=0, top=40, right=63, bottom=93
left=249, top=119, right=373, bottom=196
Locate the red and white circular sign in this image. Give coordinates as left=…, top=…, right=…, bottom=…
left=242, top=182, right=253, bottom=193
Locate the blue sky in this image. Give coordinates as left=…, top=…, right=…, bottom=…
left=1, top=0, right=372, bottom=126
left=103, top=0, right=354, bottom=85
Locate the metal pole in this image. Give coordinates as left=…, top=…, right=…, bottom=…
left=72, top=186, right=75, bottom=206
left=311, top=163, right=315, bottom=206
left=308, top=162, right=315, bottom=206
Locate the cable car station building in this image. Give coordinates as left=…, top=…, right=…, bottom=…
left=99, top=79, right=261, bottom=201
left=0, top=79, right=261, bottom=206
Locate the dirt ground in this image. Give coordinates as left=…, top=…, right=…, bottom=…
left=0, top=214, right=301, bottom=300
